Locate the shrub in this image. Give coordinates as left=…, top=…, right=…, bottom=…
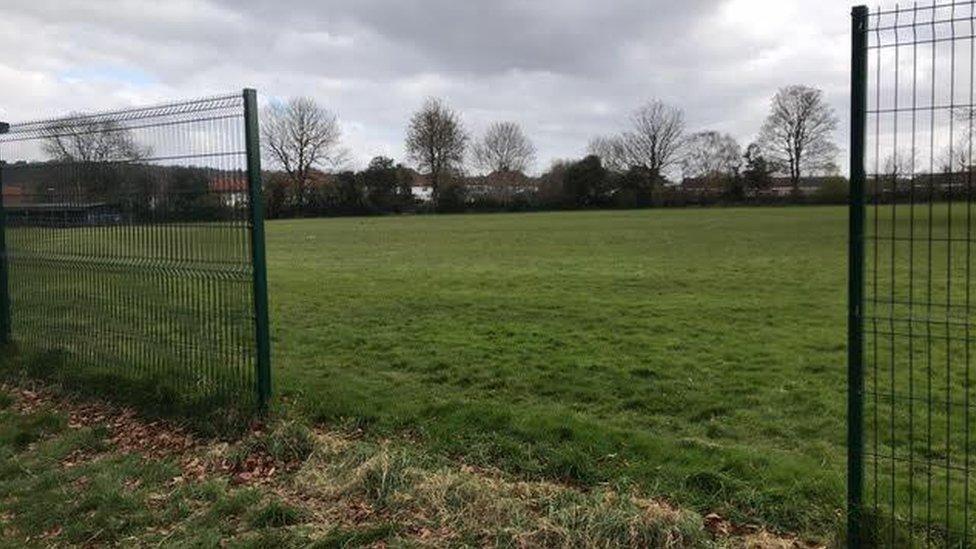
left=812, top=177, right=849, bottom=204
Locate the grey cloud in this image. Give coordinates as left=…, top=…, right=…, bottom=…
left=0, top=0, right=857, bottom=172
left=210, top=0, right=719, bottom=75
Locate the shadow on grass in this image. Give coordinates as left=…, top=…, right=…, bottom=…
left=0, top=344, right=257, bottom=436
left=856, top=508, right=965, bottom=548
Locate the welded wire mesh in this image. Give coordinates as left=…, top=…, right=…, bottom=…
left=0, top=93, right=259, bottom=409
left=859, top=2, right=976, bottom=545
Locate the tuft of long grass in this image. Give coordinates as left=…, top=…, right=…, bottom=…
left=228, top=419, right=316, bottom=471
left=290, top=429, right=711, bottom=547
left=249, top=500, right=307, bottom=528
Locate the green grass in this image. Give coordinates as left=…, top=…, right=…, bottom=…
left=265, top=207, right=853, bottom=538
left=7, top=204, right=973, bottom=542
left=0, top=386, right=711, bottom=547
left=3, top=221, right=257, bottom=415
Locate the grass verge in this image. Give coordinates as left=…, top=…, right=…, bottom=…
left=0, top=382, right=824, bottom=547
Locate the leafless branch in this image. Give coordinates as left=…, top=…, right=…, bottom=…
left=471, top=121, right=536, bottom=174
left=756, top=85, right=839, bottom=190
left=405, top=97, right=468, bottom=196
left=681, top=131, right=742, bottom=179
left=589, top=100, right=686, bottom=177
left=261, top=97, right=344, bottom=208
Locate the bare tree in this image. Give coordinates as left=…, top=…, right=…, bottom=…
left=935, top=146, right=972, bottom=179
left=757, top=85, right=839, bottom=192
left=471, top=121, right=536, bottom=174
left=589, top=100, right=686, bottom=177
left=262, top=97, right=346, bottom=208
left=876, top=149, right=919, bottom=199
left=42, top=117, right=150, bottom=200
left=951, top=106, right=976, bottom=156
left=43, top=117, right=147, bottom=163
left=586, top=135, right=629, bottom=173
left=681, top=131, right=742, bottom=179
left=882, top=149, right=918, bottom=178
left=405, top=97, right=468, bottom=199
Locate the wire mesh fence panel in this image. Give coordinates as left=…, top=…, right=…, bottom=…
left=0, top=92, right=269, bottom=411
left=852, top=3, right=976, bottom=546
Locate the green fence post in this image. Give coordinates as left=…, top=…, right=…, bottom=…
left=848, top=6, right=868, bottom=549
left=0, top=121, right=10, bottom=346
left=243, top=89, right=272, bottom=410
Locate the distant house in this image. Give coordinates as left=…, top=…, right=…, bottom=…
left=680, top=176, right=726, bottom=196
left=210, top=176, right=248, bottom=208
left=403, top=171, right=434, bottom=202
left=680, top=175, right=837, bottom=197
left=873, top=169, right=976, bottom=198
left=403, top=169, right=537, bottom=202
left=2, top=185, right=24, bottom=206
left=466, top=170, right=539, bottom=201
left=768, top=177, right=834, bottom=196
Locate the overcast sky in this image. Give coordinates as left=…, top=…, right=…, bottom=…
left=0, top=0, right=861, bottom=174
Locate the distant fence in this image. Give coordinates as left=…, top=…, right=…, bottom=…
left=0, top=90, right=271, bottom=410
left=850, top=3, right=975, bottom=546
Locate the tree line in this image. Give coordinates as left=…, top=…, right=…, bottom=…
left=16, top=84, right=974, bottom=222
left=259, top=84, right=846, bottom=217
left=11, top=86, right=848, bottom=221
left=11, top=86, right=846, bottom=222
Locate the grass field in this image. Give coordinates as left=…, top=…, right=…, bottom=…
left=265, top=206, right=852, bottom=539
left=9, top=204, right=972, bottom=542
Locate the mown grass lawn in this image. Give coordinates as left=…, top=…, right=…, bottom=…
left=265, top=206, right=851, bottom=538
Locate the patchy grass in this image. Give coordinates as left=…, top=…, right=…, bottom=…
left=0, top=384, right=816, bottom=548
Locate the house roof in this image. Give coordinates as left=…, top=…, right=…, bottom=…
left=2, top=185, right=24, bottom=199
left=680, top=177, right=725, bottom=191
left=469, top=170, right=534, bottom=188
left=210, top=176, right=247, bottom=193
left=769, top=176, right=834, bottom=189
left=681, top=175, right=840, bottom=191
left=406, top=170, right=432, bottom=187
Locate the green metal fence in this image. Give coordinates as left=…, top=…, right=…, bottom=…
left=851, top=3, right=976, bottom=546
left=0, top=90, right=270, bottom=410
